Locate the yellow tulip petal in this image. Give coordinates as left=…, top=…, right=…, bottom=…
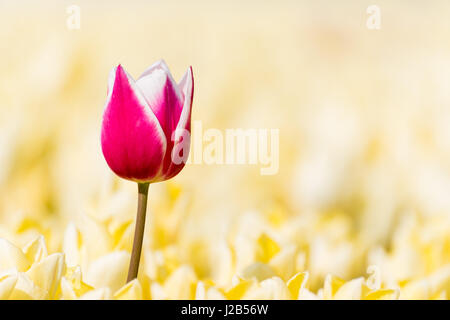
left=62, top=223, right=84, bottom=267
left=225, top=278, right=256, bottom=300
left=256, top=234, right=280, bottom=263
left=60, top=277, right=77, bottom=300
left=206, top=287, right=226, bottom=300
left=23, top=235, right=48, bottom=264
left=0, top=238, right=31, bottom=272
left=85, top=251, right=129, bottom=292
left=113, top=222, right=134, bottom=251
left=26, top=253, right=65, bottom=299
left=163, top=265, right=197, bottom=299
left=269, top=245, right=297, bottom=281
left=114, top=279, right=143, bottom=300
left=260, top=277, right=291, bottom=299
left=244, top=277, right=290, bottom=299
left=334, top=277, right=364, bottom=300
left=241, top=262, right=276, bottom=282
left=79, top=287, right=111, bottom=300
left=0, top=274, right=18, bottom=299
left=323, top=274, right=346, bottom=299
left=365, top=289, right=399, bottom=300
left=400, top=280, right=430, bottom=300
left=8, top=272, right=46, bottom=300
left=298, top=288, right=319, bottom=300
left=64, top=265, right=93, bottom=296
left=287, top=272, right=309, bottom=299
left=150, top=282, right=167, bottom=300
left=195, top=281, right=206, bottom=300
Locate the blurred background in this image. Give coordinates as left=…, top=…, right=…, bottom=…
left=0, top=0, right=449, bottom=296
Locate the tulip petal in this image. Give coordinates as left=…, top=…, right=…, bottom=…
left=26, top=253, right=65, bottom=299
left=114, top=279, right=143, bottom=300
left=101, top=65, right=167, bottom=182
left=163, top=265, right=197, bottom=299
left=85, top=251, right=129, bottom=292
left=136, top=59, right=184, bottom=130
left=175, top=66, right=194, bottom=137
left=23, top=235, right=48, bottom=264
left=0, top=238, right=31, bottom=273
left=79, top=287, right=112, bottom=300
left=8, top=272, right=47, bottom=300
left=163, top=66, right=194, bottom=180
left=0, top=274, right=17, bottom=299
left=136, top=60, right=186, bottom=178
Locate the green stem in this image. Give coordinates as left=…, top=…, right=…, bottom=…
left=127, top=182, right=149, bottom=282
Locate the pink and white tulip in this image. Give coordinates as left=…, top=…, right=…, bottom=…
left=101, top=60, right=194, bottom=183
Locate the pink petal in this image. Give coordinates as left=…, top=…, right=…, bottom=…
left=136, top=60, right=188, bottom=179
left=162, top=66, right=194, bottom=180
left=136, top=60, right=184, bottom=140
left=101, top=65, right=167, bottom=182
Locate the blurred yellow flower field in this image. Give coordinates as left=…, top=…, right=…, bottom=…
left=0, top=0, right=449, bottom=299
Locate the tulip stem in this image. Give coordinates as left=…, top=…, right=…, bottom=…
left=127, top=182, right=150, bottom=282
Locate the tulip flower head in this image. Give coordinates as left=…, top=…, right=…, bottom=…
left=100, top=60, right=194, bottom=282
left=101, top=60, right=194, bottom=183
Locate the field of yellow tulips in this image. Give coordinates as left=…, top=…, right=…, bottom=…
left=0, top=1, right=449, bottom=300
